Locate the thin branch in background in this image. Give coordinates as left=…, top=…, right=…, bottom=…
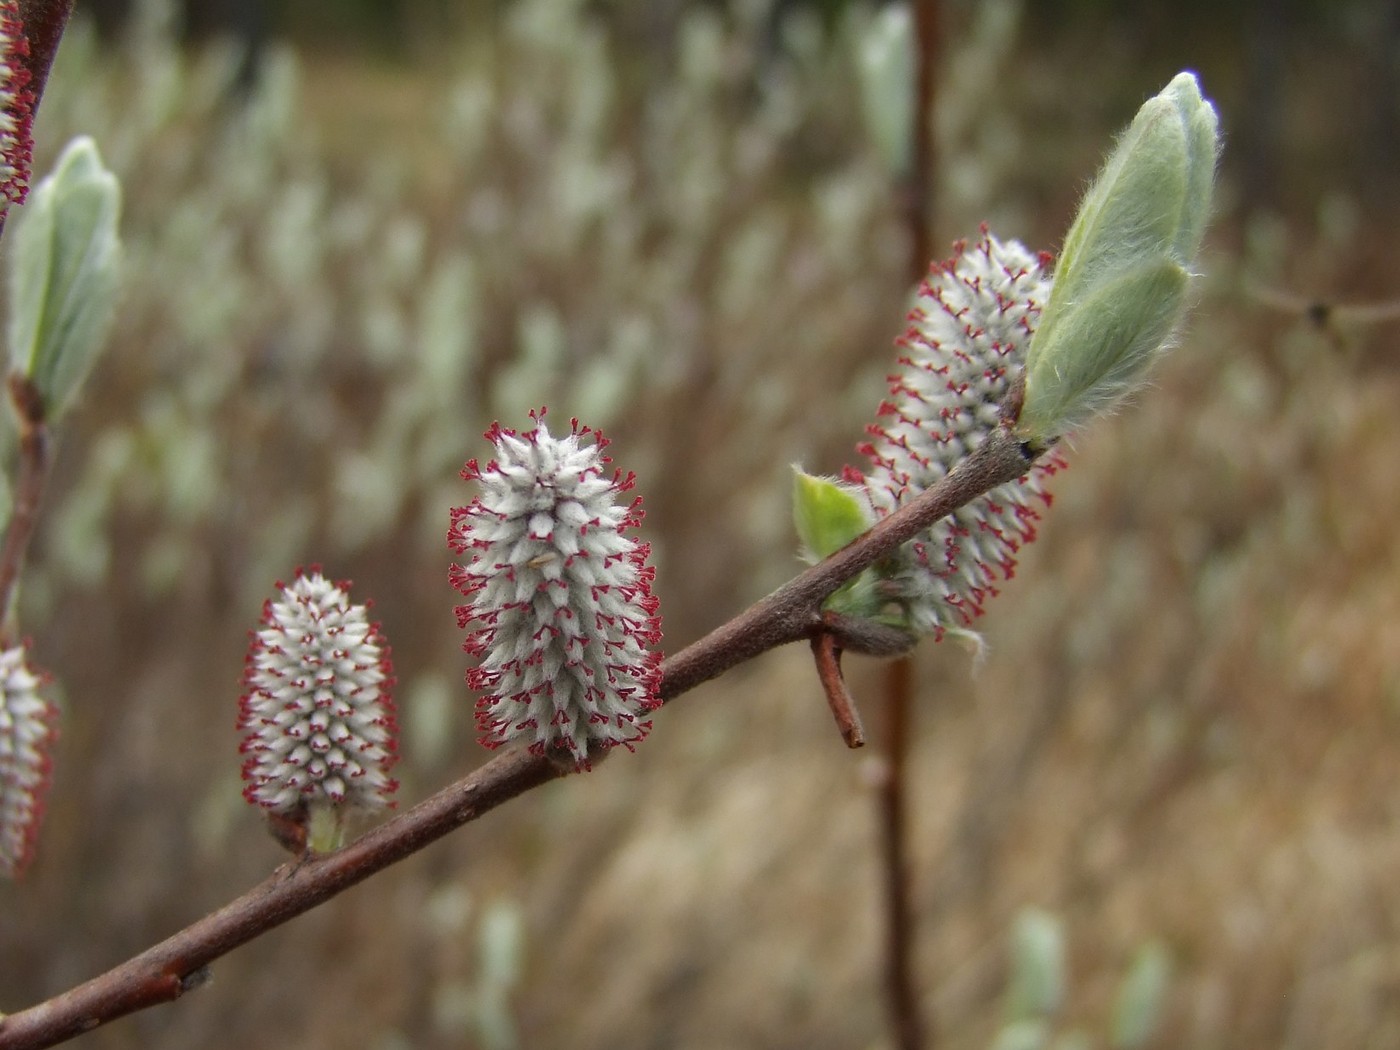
left=877, top=654, right=925, bottom=1050
left=1243, top=282, right=1400, bottom=360
left=811, top=630, right=866, bottom=748
left=0, top=426, right=1038, bottom=1050
left=1244, top=281, right=1400, bottom=328
left=906, top=0, right=938, bottom=278
left=876, top=0, right=941, bottom=1047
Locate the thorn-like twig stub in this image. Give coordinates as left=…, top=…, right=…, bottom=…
left=178, top=968, right=213, bottom=994
left=999, top=369, right=1027, bottom=429
left=811, top=632, right=866, bottom=749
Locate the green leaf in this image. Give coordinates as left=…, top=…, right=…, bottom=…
left=792, top=468, right=873, bottom=563
left=7, top=136, right=123, bottom=421
left=1019, top=258, right=1188, bottom=440
left=1019, top=71, right=1218, bottom=444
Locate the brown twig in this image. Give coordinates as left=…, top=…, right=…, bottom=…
left=0, top=374, right=49, bottom=639
left=0, top=427, right=1036, bottom=1050
left=0, top=0, right=72, bottom=622
left=0, top=0, right=79, bottom=613
left=0, top=748, right=564, bottom=1049
left=902, top=0, right=939, bottom=280
left=811, top=631, right=865, bottom=748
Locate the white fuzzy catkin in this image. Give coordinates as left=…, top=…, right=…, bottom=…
left=450, top=413, right=662, bottom=768
left=0, top=645, right=55, bottom=879
left=845, top=230, right=1066, bottom=638
left=238, top=572, right=398, bottom=816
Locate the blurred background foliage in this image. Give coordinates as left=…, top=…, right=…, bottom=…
left=1, top=0, right=1399, bottom=1046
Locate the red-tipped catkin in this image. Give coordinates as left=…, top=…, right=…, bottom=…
left=238, top=571, right=398, bottom=821
left=0, top=0, right=33, bottom=209
left=450, top=411, right=662, bottom=769
left=0, top=645, right=55, bottom=879
left=845, top=230, right=1067, bottom=638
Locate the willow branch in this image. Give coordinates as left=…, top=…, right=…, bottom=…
left=0, top=427, right=1036, bottom=1050
left=0, top=0, right=77, bottom=612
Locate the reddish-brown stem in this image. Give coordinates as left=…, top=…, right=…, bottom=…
left=0, top=0, right=78, bottom=609
left=875, top=1, right=941, bottom=1047
left=811, top=631, right=865, bottom=748
left=877, top=655, right=926, bottom=1050
left=0, top=374, right=49, bottom=638
left=0, top=748, right=563, bottom=1049
left=0, top=429, right=1034, bottom=1050
left=902, top=0, right=940, bottom=285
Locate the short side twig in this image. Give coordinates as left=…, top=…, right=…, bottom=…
left=811, top=631, right=865, bottom=748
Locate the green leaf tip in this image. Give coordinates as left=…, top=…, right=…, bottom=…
left=1018, top=71, right=1219, bottom=444
left=7, top=135, right=123, bottom=422
left=791, top=468, right=888, bottom=622
left=792, top=468, right=873, bottom=563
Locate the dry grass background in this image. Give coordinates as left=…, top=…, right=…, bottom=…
left=3, top=1, right=1400, bottom=1047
